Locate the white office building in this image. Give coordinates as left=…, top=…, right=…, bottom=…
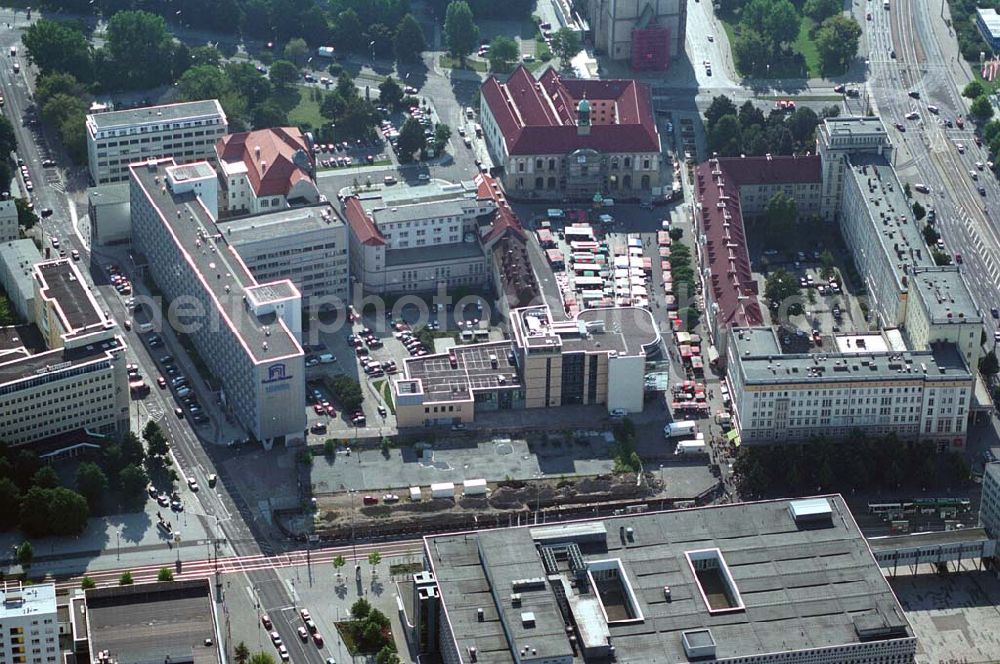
left=726, top=327, right=973, bottom=448
left=0, top=259, right=128, bottom=450
left=0, top=239, right=42, bottom=321
left=817, top=116, right=895, bottom=221
left=0, top=582, right=59, bottom=664
left=339, top=177, right=497, bottom=295
left=86, top=100, right=228, bottom=185
left=130, top=159, right=305, bottom=448
left=87, top=183, right=132, bottom=246
left=221, top=203, right=350, bottom=307
left=980, top=461, right=1000, bottom=539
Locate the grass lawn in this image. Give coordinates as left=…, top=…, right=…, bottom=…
left=719, top=14, right=821, bottom=79
left=274, top=86, right=326, bottom=131
left=371, top=379, right=396, bottom=414
left=439, top=55, right=488, bottom=72
left=793, top=18, right=821, bottom=78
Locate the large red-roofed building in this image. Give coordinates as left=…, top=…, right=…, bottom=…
left=694, top=154, right=822, bottom=346
left=480, top=66, right=662, bottom=201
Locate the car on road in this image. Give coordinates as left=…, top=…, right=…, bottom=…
left=208, top=474, right=217, bottom=487
left=957, top=143, right=966, bottom=153
left=192, top=413, right=209, bottom=425
left=157, top=494, right=170, bottom=507
left=171, top=498, right=183, bottom=511
left=157, top=376, right=167, bottom=389
left=39, top=207, right=52, bottom=217
left=363, top=495, right=378, bottom=505
left=609, top=408, right=627, bottom=419
left=300, top=608, right=311, bottom=621
left=991, top=307, right=999, bottom=319
left=270, top=631, right=282, bottom=645
left=927, top=105, right=939, bottom=114
left=979, top=186, right=987, bottom=196
left=905, top=111, right=919, bottom=120
left=894, top=122, right=905, bottom=132
left=312, top=632, right=324, bottom=647
left=298, top=626, right=309, bottom=641
left=174, top=407, right=184, bottom=418
left=187, top=477, right=199, bottom=491
left=261, top=615, right=272, bottom=629
left=277, top=645, right=289, bottom=662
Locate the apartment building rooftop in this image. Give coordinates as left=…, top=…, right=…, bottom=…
left=221, top=203, right=344, bottom=245
left=426, top=495, right=914, bottom=663
left=0, top=582, right=56, bottom=618
left=909, top=266, right=982, bottom=324
left=130, top=159, right=300, bottom=363
left=731, top=327, right=970, bottom=385
left=821, top=116, right=890, bottom=140
left=34, top=259, right=108, bottom=336
left=87, top=182, right=131, bottom=207
left=216, top=126, right=313, bottom=197
left=0, top=336, right=123, bottom=387
left=402, top=340, right=519, bottom=403
left=384, top=241, right=484, bottom=267
left=88, top=99, right=225, bottom=132
left=511, top=305, right=659, bottom=357
left=86, top=580, right=220, bottom=664
left=846, top=154, right=931, bottom=292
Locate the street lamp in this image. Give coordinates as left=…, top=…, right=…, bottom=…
left=116, top=527, right=122, bottom=560
left=369, top=40, right=376, bottom=63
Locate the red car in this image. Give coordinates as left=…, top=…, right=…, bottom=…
left=325, top=404, right=336, bottom=417
left=312, top=632, right=324, bottom=647
left=261, top=615, right=272, bottom=629
left=363, top=495, right=378, bottom=505
left=157, top=376, right=167, bottom=389
left=313, top=404, right=325, bottom=415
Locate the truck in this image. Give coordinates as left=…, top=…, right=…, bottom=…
left=663, top=420, right=697, bottom=438
left=431, top=482, right=456, bottom=499
left=316, top=46, right=335, bottom=58
left=674, top=438, right=708, bottom=455
left=463, top=478, right=487, bottom=496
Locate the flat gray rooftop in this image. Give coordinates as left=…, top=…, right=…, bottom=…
left=730, top=327, right=782, bottom=357
left=731, top=327, right=970, bottom=385
left=909, top=267, right=982, bottom=324
left=427, top=495, right=913, bottom=663
left=86, top=580, right=219, bottom=664
left=221, top=204, right=344, bottom=245
left=868, top=527, right=992, bottom=552
left=87, top=182, right=131, bottom=206
left=384, top=241, right=484, bottom=267
left=847, top=154, right=932, bottom=291
left=35, top=260, right=104, bottom=333
left=404, top=340, right=518, bottom=403
left=513, top=306, right=660, bottom=357
left=131, top=160, right=299, bottom=363
left=88, top=100, right=224, bottom=131
left=0, top=336, right=122, bottom=387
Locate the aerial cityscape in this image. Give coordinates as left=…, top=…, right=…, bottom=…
left=2, top=0, right=1000, bottom=662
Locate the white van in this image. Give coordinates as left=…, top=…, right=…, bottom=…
left=319, top=353, right=335, bottom=364
left=663, top=420, right=697, bottom=438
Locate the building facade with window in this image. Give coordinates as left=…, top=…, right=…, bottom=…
left=0, top=259, right=128, bottom=450
left=0, top=583, right=59, bottom=664
left=480, top=67, right=662, bottom=201
left=130, top=159, right=305, bottom=448
left=215, top=127, right=319, bottom=216
left=86, top=100, right=228, bottom=185
left=340, top=177, right=497, bottom=295
left=726, top=327, right=973, bottom=448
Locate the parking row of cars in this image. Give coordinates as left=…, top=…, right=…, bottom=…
left=151, top=349, right=210, bottom=425
left=262, top=608, right=324, bottom=662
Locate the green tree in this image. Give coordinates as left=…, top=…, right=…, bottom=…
left=21, top=19, right=92, bottom=81
left=119, top=571, right=134, bottom=585
left=743, top=0, right=800, bottom=46
left=248, top=653, right=276, bottom=664
left=394, top=14, right=427, bottom=63
left=396, top=117, right=427, bottom=162
left=268, top=60, right=300, bottom=89
left=704, top=95, right=738, bottom=131
left=931, top=248, right=952, bottom=265
left=733, top=28, right=771, bottom=76
left=368, top=550, right=382, bottom=577
left=444, top=1, right=479, bottom=61
left=433, top=123, right=452, bottom=151
left=803, top=0, right=841, bottom=22
left=14, top=198, right=38, bottom=231
left=283, top=37, right=309, bottom=66
left=979, top=350, right=999, bottom=376
left=766, top=191, right=798, bottom=237
left=32, top=466, right=59, bottom=489
left=144, top=421, right=169, bottom=457
left=970, top=96, right=994, bottom=122
left=336, top=71, right=359, bottom=100
left=76, top=462, right=108, bottom=509
left=764, top=268, right=800, bottom=303
left=351, top=597, right=373, bottom=620
left=708, top=114, right=742, bottom=156
left=48, top=488, right=90, bottom=536
left=15, top=541, right=33, bottom=567
left=101, top=10, right=178, bottom=90
left=963, top=80, right=986, bottom=99
left=487, top=35, right=519, bottom=72
left=912, top=201, right=926, bottom=221
left=815, top=14, right=861, bottom=75
left=819, top=250, right=836, bottom=279
left=378, top=76, right=404, bottom=109
left=333, top=554, right=346, bottom=577
left=81, top=576, right=97, bottom=590
left=0, top=478, right=21, bottom=530
left=177, top=65, right=232, bottom=102
left=119, top=464, right=148, bottom=503
left=320, top=90, right=347, bottom=120
left=157, top=567, right=174, bottom=582
left=234, top=643, right=251, bottom=664
left=225, top=62, right=273, bottom=106
left=787, top=106, right=819, bottom=144
left=550, top=27, right=581, bottom=68
left=189, top=45, right=222, bottom=68
left=923, top=224, right=940, bottom=245
left=334, top=9, right=365, bottom=54
left=331, top=375, right=364, bottom=411
left=375, top=646, right=401, bottom=664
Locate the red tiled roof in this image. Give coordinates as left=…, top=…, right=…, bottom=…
left=474, top=173, right=528, bottom=245
left=481, top=66, right=660, bottom=156
left=694, top=155, right=821, bottom=329
left=342, top=196, right=385, bottom=246
left=216, top=127, right=313, bottom=197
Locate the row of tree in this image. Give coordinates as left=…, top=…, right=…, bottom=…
left=704, top=94, right=828, bottom=158
left=732, top=432, right=971, bottom=499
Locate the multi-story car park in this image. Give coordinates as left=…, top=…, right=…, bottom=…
left=220, top=203, right=349, bottom=308
left=129, top=159, right=305, bottom=448
left=86, top=100, right=228, bottom=185
left=0, top=259, right=128, bottom=449
left=414, top=495, right=917, bottom=664
left=480, top=66, right=663, bottom=201
left=0, top=582, right=59, bottom=664
left=726, top=327, right=973, bottom=447
left=339, top=176, right=498, bottom=295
